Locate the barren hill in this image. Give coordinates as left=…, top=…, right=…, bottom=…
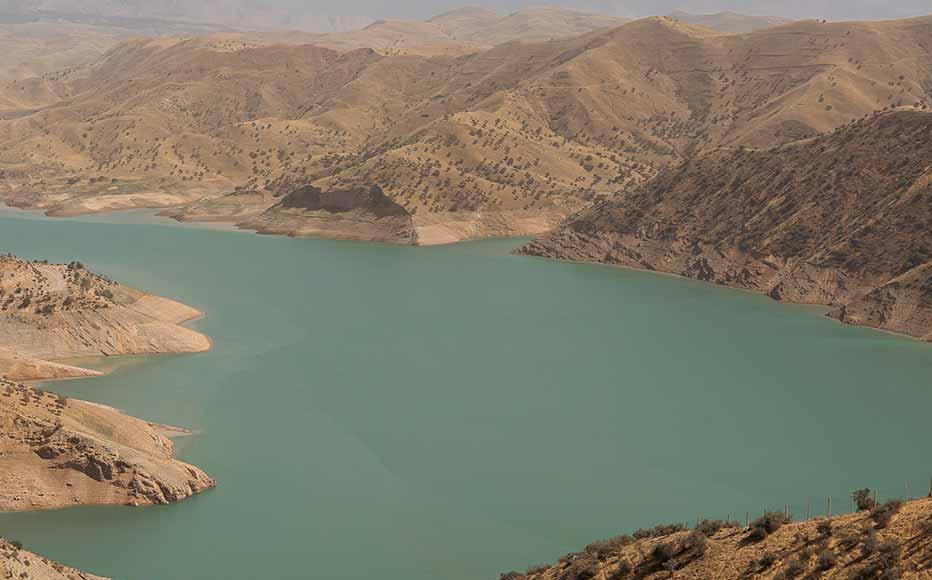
left=1, top=15, right=931, bottom=243
left=519, top=109, right=932, bottom=340
left=0, top=254, right=210, bottom=381
left=498, top=496, right=932, bottom=580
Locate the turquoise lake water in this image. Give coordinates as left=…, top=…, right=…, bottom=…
left=1, top=209, right=931, bottom=579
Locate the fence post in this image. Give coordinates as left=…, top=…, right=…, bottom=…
left=827, top=496, right=832, bottom=518
left=784, top=504, right=789, bottom=520
left=745, top=511, right=749, bottom=529
left=905, top=480, right=909, bottom=500
left=806, top=498, right=811, bottom=521
left=873, top=489, right=878, bottom=506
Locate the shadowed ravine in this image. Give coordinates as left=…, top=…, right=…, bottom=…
left=1, top=210, right=932, bottom=580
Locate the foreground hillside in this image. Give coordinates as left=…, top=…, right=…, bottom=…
left=1, top=538, right=109, bottom=580
left=520, top=109, right=932, bottom=340
left=0, top=254, right=210, bottom=380
left=499, top=496, right=932, bottom=580
left=2, top=15, right=931, bottom=243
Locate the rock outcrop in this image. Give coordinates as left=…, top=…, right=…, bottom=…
left=0, top=379, right=215, bottom=511
left=520, top=110, right=932, bottom=341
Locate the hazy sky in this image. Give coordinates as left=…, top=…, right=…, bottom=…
left=314, top=0, right=932, bottom=21
left=5, top=0, right=931, bottom=30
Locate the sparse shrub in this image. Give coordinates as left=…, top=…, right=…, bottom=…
left=862, top=529, right=881, bottom=556
left=696, top=518, right=737, bottom=537
left=787, top=558, right=807, bottom=577
left=749, top=512, right=790, bottom=541
left=817, top=519, right=833, bottom=537
left=609, top=561, right=632, bottom=580
left=870, top=500, right=902, bottom=529
left=757, top=553, right=777, bottom=571
left=817, top=548, right=838, bottom=570
left=651, top=542, right=675, bottom=564
left=525, top=564, right=549, bottom=575
left=557, top=556, right=597, bottom=580
left=632, top=523, right=685, bottom=540
left=683, top=531, right=708, bottom=556
left=920, top=517, right=932, bottom=535
left=584, top=535, right=631, bottom=560
left=499, top=573, right=524, bottom=580
left=852, top=489, right=876, bottom=512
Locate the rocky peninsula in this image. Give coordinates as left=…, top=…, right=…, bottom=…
left=0, top=255, right=215, bottom=510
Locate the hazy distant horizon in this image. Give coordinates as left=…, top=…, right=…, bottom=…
left=2, top=0, right=930, bottom=32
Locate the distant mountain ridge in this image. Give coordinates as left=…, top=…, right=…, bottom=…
left=2, top=15, right=931, bottom=244
left=668, top=10, right=791, bottom=32
left=0, top=0, right=370, bottom=33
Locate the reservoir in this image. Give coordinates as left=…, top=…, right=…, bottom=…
left=1, top=209, right=931, bottom=580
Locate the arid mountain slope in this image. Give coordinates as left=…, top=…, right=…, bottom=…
left=0, top=378, right=215, bottom=511
left=1, top=16, right=931, bottom=243
left=668, top=11, right=791, bottom=33
left=1, top=538, right=109, bottom=580
left=499, top=496, right=932, bottom=580
left=520, top=110, right=932, bottom=340
left=0, top=255, right=210, bottom=381
left=0, top=21, right=131, bottom=83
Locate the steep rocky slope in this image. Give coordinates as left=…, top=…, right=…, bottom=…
left=520, top=109, right=932, bottom=340
left=1, top=15, right=931, bottom=243
left=0, top=378, right=215, bottom=511
left=1, top=538, right=109, bottom=580
left=498, top=496, right=932, bottom=580
left=0, top=255, right=210, bottom=380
